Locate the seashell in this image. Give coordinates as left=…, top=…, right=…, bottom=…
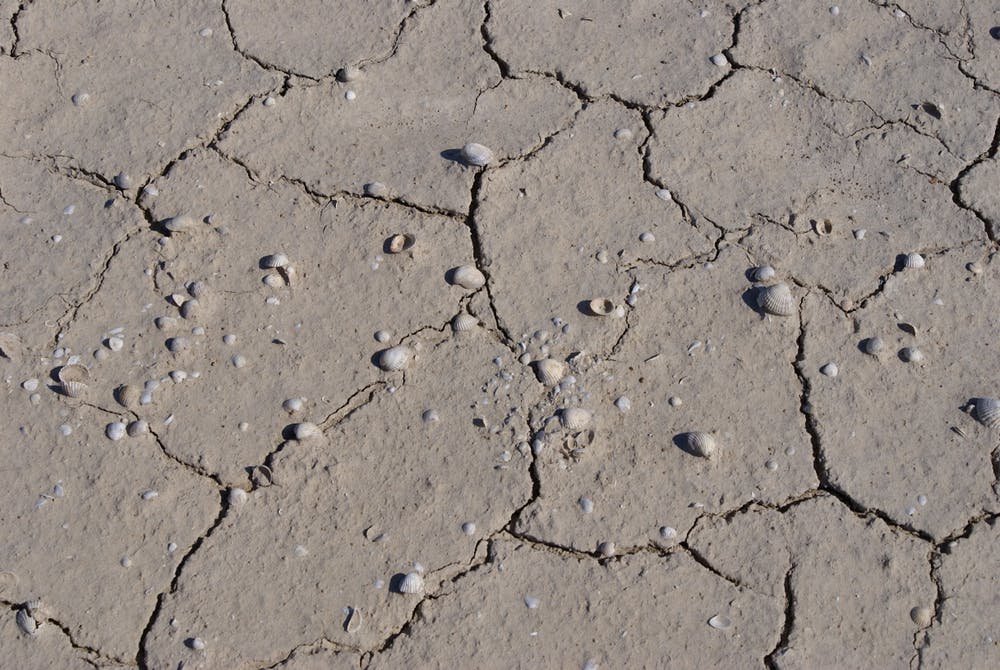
left=106, top=335, right=124, bottom=352
left=679, top=431, right=716, bottom=459
left=398, top=572, right=425, bottom=594
left=903, top=252, right=925, bottom=269
left=336, top=65, right=362, bottom=82
left=586, top=298, right=615, bottom=316
left=115, top=384, right=142, bottom=409
left=16, top=608, right=38, bottom=637
left=344, top=607, right=362, bottom=633
left=523, top=595, right=540, bottom=609
left=386, top=233, right=416, bottom=254
left=377, top=345, right=412, bottom=371
left=364, top=181, right=387, bottom=197
left=448, top=265, right=486, bottom=290
left=114, top=172, right=132, bottom=190
left=249, top=464, right=274, bottom=488
left=263, top=273, right=284, bottom=288
left=290, top=422, right=320, bottom=440
left=106, top=422, right=127, bottom=441
left=460, top=142, right=494, bottom=167
left=187, top=637, right=206, bottom=651
left=451, top=313, right=479, bottom=332
left=819, top=362, right=839, bottom=377
left=756, top=282, right=796, bottom=316
left=282, top=397, right=304, bottom=414
left=126, top=420, right=149, bottom=437
left=752, top=265, right=775, bottom=282
left=56, top=361, right=91, bottom=384
left=280, top=265, right=298, bottom=286
left=59, top=381, right=87, bottom=398
left=532, top=358, right=565, bottom=386
left=910, top=606, right=933, bottom=628
left=900, top=347, right=924, bottom=363
left=168, top=370, right=188, bottom=383
left=165, top=337, right=189, bottom=353
left=228, top=487, right=248, bottom=506
left=861, top=336, right=883, bottom=356
left=597, top=541, right=616, bottom=558
left=154, top=316, right=178, bottom=331
left=973, top=397, right=1000, bottom=429
left=708, top=614, right=732, bottom=630
left=187, top=280, right=207, bottom=298
left=164, top=214, right=196, bottom=233
left=260, top=253, right=289, bottom=269
left=560, top=408, right=592, bottom=431
left=179, top=299, right=200, bottom=319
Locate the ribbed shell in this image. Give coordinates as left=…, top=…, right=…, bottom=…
left=291, top=422, right=320, bottom=440
left=399, top=572, right=424, bottom=594
left=261, top=253, right=289, bottom=269
left=15, top=609, right=37, bottom=637
left=116, top=384, right=142, bottom=409
left=903, top=252, right=925, bottom=269
left=449, top=265, right=486, bottom=290
left=127, top=420, right=149, bottom=437
left=57, top=364, right=90, bottom=384
left=164, top=214, right=196, bottom=233
left=60, top=381, right=87, bottom=398
left=451, top=313, right=479, bottom=332
left=975, top=397, right=1000, bottom=429
left=680, top=431, right=716, bottom=459
left=560, top=408, right=593, bottom=431
left=861, top=337, right=883, bottom=355
left=460, top=142, right=494, bottom=167
left=757, top=282, right=796, bottom=316
left=532, top=358, right=565, bottom=386
left=377, top=345, right=412, bottom=371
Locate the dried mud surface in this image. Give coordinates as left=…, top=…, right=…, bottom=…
left=1, top=1, right=998, bottom=668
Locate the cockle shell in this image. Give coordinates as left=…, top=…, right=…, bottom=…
left=532, top=358, right=565, bottom=386
left=179, top=299, right=200, bottom=319
left=106, top=422, right=127, bottom=441
left=228, top=487, right=249, bottom=506
left=290, top=422, right=320, bottom=440
left=460, top=142, right=494, bottom=167
left=377, top=345, right=412, bottom=371
left=387, top=234, right=416, bottom=254
left=560, top=408, right=593, bottom=431
left=861, top=336, right=883, bottom=355
left=756, top=282, right=796, bottom=316
left=398, top=572, right=424, bottom=594
left=903, top=252, right=925, bottom=269
left=126, top=420, right=149, bottom=437
left=59, top=381, right=87, bottom=398
left=16, top=608, right=38, bottom=637
left=448, top=265, right=486, bottom=290
left=586, top=298, right=615, bottom=316
left=115, top=384, right=142, bottom=409
left=164, top=214, right=196, bottom=233
left=451, top=313, right=479, bottom=332
left=261, top=253, right=289, bottom=269
left=974, top=397, right=1000, bottom=429
left=752, top=265, right=776, bottom=282
left=57, top=364, right=90, bottom=384
left=900, top=347, right=924, bottom=363
left=679, top=431, right=716, bottom=459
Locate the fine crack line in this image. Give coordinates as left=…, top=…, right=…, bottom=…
left=764, top=566, right=797, bottom=669
left=1, top=600, right=133, bottom=666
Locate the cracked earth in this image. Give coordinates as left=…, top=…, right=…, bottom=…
left=1, top=1, right=998, bottom=668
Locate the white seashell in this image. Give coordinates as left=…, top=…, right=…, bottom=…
left=820, top=362, right=838, bottom=377
left=752, top=265, right=775, bottom=282
left=900, top=347, right=924, bottom=363
left=460, top=142, right=494, bottom=167
left=903, top=252, right=925, bottom=269
left=756, top=282, right=796, bottom=316
left=228, top=487, right=249, bottom=506
left=659, top=526, right=678, bottom=540
left=451, top=313, right=479, bottom=332
left=523, top=595, right=540, bottom=609
left=586, top=298, right=615, bottom=316
left=140, top=489, right=158, bottom=500
left=861, top=336, right=883, bottom=355
left=166, top=337, right=189, bottom=353
left=421, top=409, right=439, bottom=423
left=336, top=65, right=362, bottom=82
left=374, top=330, right=392, bottom=343
left=154, top=316, right=178, bottom=331
left=282, top=397, right=304, bottom=414
left=461, top=522, right=476, bottom=535
left=910, top=606, right=932, bottom=627
left=579, top=497, right=594, bottom=513
left=377, top=345, right=412, bottom=371
left=164, top=214, right=196, bottom=233
left=59, top=381, right=87, bottom=397
left=179, top=299, right=199, bottom=319
left=114, top=172, right=132, bottom=190
left=127, top=420, right=149, bottom=437
left=680, top=431, right=716, bottom=459
left=16, top=608, right=38, bottom=637
left=398, top=572, right=424, bottom=594
left=560, top=408, right=593, bottom=431
left=710, top=53, right=728, bottom=67
left=387, top=233, right=416, bottom=254
left=448, top=265, right=486, bottom=290
left=597, top=541, right=616, bottom=558
left=708, top=614, right=732, bottom=630
left=290, top=422, right=320, bottom=440
left=364, top=181, right=387, bottom=197
left=106, top=336, right=124, bottom=351
left=532, top=358, right=565, bottom=386
left=115, top=385, right=142, bottom=409
left=57, top=364, right=90, bottom=384
left=106, top=422, right=127, bottom=441
left=187, top=637, right=206, bottom=651
left=263, top=273, right=284, bottom=288
left=168, top=370, right=188, bottom=383
left=261, top=253, right=289, bottom=269
left=974, top=398, right=1000, bottom=429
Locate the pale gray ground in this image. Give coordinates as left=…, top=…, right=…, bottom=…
left=0, top=1, right=998, bottom=669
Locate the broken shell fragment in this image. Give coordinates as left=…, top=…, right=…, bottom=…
left=586, top=298, right=615, bottom=316
left=398, top=572, right=425, bottom=594
left=460, top=142, right=494, bottom=167
left=448, top=265, right=486, bottom=290
left=59, top=381, right=87, bottom=398
left=756, top=282, right=796, bottom=316
left=344, top=607, right=363, bottom=633
left=115, top=384, right=142, bottom=409
left=560, top=408, right=593, bottom=431
left=260, top=253, right=289, bottom=269
left=679, top=431, right=716, bottom=459
left=973, top=397, right=1000, bottom=429
left=290, top=422, right=320, bottom=440
left=228, top=487, right=249, bottom=506
left=812, top=218, right=833, bottom=236
left=532, top=358, right=566, bottom=386
left=386, top=233, right=416, bottom=254
left=377, top=345, right=412, bottom=371
left=363, top=181, right=387, bottom=197
left=451, top=313, right=479, bottom=332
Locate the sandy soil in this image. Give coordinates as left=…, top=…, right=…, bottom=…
left=1, top=1, right=999, bottom=668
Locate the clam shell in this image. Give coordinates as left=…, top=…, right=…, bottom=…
left=59, top=381, right=87, bottom=398
left=451, top=313, right=479, bottom=332
left=460, top=142, right=494, bottom=167
left=757, top=282, right=796, bottom=316
left=126, top=419, right=149, bottom=437
left=398, top=572, right=424, bottom=594
left=179, top=298, right=200, bottom=319
left=903, top=252, right=925, bottom=269
left=106, top=422, right=127, bottom=441
left=377, top=345, right=412, bottom=371
left=812, top=218, right=833, bottom=236
left=228, top=487, right=249, bottom=506
left=290, top=422, right=320, bottom=440
left=249, top=464, right=274, bottom=488
left=586, top=298, right=615, bottom=316
left=116, top=384, right=142, bottom=409
left=15, top=609, right=38, bottom=637
left=560, top=407, right=593, bottom=431
left=363, top=181, right=387, bottom=197
left=861, top=336, right=883, bottom=355
left=974, top=397, right=1000, bottom=429
left=900, top=347, right=924, bottom=363
left=448, top=265, right=486, bottom=290
left=752, top=265, right=776, bottom=282
left=260, top=253, right=289, bottom=269
left=910, top=606, right=933, bottom=628
left=164, top=214, right=196, bottom=233
left=679, top=431, right=716, bottom=459
left=57, top=364, right=90, bottom=384
left=386, top=233, right=415, bottom=254
left=532, top=358, right=565, bottom=386
left=0, top=332, right=22, bottom=359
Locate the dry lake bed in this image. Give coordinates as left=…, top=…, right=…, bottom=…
left=1, top=1, right=999, bottom=668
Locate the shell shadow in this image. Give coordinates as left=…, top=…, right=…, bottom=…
left=741, top=287, right=764, bottom=315
left=576, top=300, right=594, bottom=316
left=388, top=573, right=409, bottom=593
left=440, top=148, right=467, bottom=165
left=892, top=254, right=910, bottom=271
left=672, top=433, right=699, bottom=457
left=990, top=26, right=1000, bottom=40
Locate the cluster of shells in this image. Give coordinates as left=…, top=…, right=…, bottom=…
left=748, top=265, right=796, bottom=317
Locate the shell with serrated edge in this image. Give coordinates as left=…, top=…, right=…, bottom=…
left=680, top=431, right=716, bottom=459
left=975, top=397, right=1000, bottom=429
left=757, top=282, right=796, bottom=316
left=451, top=313, right=479, bottom=332
left=532, top=358, right=565, bottom=386
left=560, top=407, right=593, bottom=431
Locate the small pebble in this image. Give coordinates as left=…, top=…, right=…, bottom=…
left=120, top=556, right=132, bottom=568
left=820, top=362, right=838, bottom=377
left=765, top=459, right=778, bottom=471
left=668, top=396, right=682, bottom=407
left=22, top=379, right=39, bottom=392
left=231, top=354, right=247, bottom=368
left=614, top=396, right=631, bottom=412
left=578, top=497, right=594, bottom=514
left=829, top=5, right=840, bottom=16
left=613, top=128, right=632, bottom=140
left=222, top=334, right=236, bottom=345
left=345, top=90, right=357, bottom=101
left=917, top=494, right=928, bottom=506
left=461, top=522, right=476, bottom=535
left=524, top=596, right=540, bottom=609
left=710, top=53, right=728, bottom=67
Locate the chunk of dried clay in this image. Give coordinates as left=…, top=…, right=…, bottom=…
left=460, top=142, right=494, bottom=167
left=448, top=265, right=486, bottom=290
left=560, top=408, right=593, bottom=431
left=386, top=233, right=416, bottom=254
left=756, top=282, right=796, bottom=316
left=398, top=572, right=424, bottom=594
left=377, top=345, right=412, bottom=371
left=532, top=358, right=566, bottom=386
left=451, top=313, right=479, bottom=332
left=679, top=431, right=716, bottom=459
